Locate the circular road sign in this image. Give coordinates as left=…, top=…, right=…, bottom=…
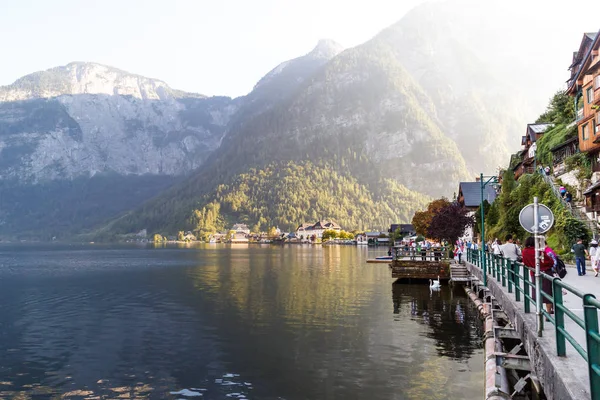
left=519, top=203, right=555, bottom=234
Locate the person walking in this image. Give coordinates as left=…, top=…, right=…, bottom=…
left=499, top=234, right=521, bottom=261
left=522, top=237, right=554, bottom=317
left=572, top=238, right=589, bottom=276
left=559, top=186, right=566, bottom=198
left=492, top=239, right=502, bottom=256
left=455, top=244, right=463, bottom=263
left=565, top=191, right=573, bottom=205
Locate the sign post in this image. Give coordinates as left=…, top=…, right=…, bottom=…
left=519, top=199, right=554, bottom=337
left=533, top=197, right=543, bottom=336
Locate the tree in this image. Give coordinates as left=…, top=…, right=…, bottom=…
left=177, top=231, right=185, bottom=241
left=322, top=229, right=338, bottom=241
left=391, top=228, right=403, bottom=242
left=427, top=202, right=475, bottom=244
left=412, top=198, right=451, bottom=236
left=473, top=200, right=491, bottom=237
left=268, top=226, right=278, bottom=238
left=153, top=233, right=164, bottom=242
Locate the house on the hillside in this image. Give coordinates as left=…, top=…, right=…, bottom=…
left=457, top=181, right=498, bottom=241
left=566, top=30, right=600, bottom=173
left=551, top=137, right=579, bottom=176
left=566, top=29, right=600, bottom=219
left=513, top=123, right=553, bottom=180
left=457, top=182, right=497, bottom=212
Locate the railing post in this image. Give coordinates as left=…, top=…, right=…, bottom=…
left=514, top=262, right=520, bottom=302
left=506, top=259, right=511, bottom=291
left=502, top=257, right=506, bottom=286
left=523, top=266, right=530, bottom=313
left=496, top=255, right=501, bottom=282
left=497, top=256, right=501, bottom=283
left=553, top=278, right=566, bottom=356
left=583, top=294, right=600, bottom=399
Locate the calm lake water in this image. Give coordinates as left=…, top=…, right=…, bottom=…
left=0, top=244, right=483, bottom=399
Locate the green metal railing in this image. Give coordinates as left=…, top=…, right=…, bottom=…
left=466, top=248, right=600, bottom=399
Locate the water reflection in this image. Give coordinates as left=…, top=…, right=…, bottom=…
left=392, top=283, right=483, bottom=361
left=0, top=244, right=483, bottom=399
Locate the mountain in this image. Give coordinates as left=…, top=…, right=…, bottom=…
left=0, top=4, right=533, bottom=240
left=0, top=62, right=238, bottom=181
left=0, top=63, right=239, bottom=239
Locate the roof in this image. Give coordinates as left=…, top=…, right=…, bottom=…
left=567, top=29, right=600, bottom=93
left=528, top=123, right=553, bottom=134
left=584, top=180, right=600, bottom=195
left=527, top=123, right=553, bottom=142
left=550, top=136, right=578, bottom=152
left=458, top=182, right=497, bottom=207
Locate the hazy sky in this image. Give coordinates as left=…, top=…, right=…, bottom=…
left=1, top=0, right=599, bottom=98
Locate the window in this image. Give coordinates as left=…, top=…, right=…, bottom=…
left=596, top=75, right=600, bottom=90
left=587, top=87, right=594, bottom=104
left=583, top=123, right=589, bottom=140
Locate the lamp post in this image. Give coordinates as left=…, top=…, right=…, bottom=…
left=480, top=173, right=499, bottom=286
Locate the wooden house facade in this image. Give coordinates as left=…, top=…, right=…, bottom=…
left=566, top=30, right=600, bottom=170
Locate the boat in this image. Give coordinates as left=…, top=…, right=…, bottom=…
left=366, top=255, right=394, bottom=263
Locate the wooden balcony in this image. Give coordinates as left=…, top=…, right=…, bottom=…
left=513, top=164, right=534, bottom=180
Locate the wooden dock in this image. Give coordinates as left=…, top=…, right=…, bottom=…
left=386, top=248, right=452, bottom=281
left=366, top=259, right=393, bottom=264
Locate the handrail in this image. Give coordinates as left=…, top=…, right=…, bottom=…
left=391, top=247, right=450, bottom=261
left=538, top=166, right=573, bottom=211
left=466, top=248, right=600, bottom=399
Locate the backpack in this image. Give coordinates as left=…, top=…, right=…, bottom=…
left=555, top=257, right=567, bottom=279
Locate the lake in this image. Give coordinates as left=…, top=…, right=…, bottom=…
left=0, top=244, right=483, bottom=399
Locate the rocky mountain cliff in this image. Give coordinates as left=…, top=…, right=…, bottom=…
left=0, top=62, right=238, bottom=182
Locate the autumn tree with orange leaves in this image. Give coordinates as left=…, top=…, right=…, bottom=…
left=411, top=198, right=451, bottom=236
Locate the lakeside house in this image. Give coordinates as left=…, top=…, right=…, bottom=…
left=364, top=231, right=389, bottom=245
left=566, top=30, right=600, bottom=216
left=389, top=224, right=416, bottom=237
left=230, top=223, right=250, bottom=243
left=295, top=220, right=341, bottom=240
left=356, top=233, right=368, bottom=245
left=182, top=231, right=197, bottom=241
left=231, top=223, right=250, bottom=234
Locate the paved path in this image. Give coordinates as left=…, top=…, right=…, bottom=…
left=466, top=259, right=598, bottom=399
left=560, top=264, right=600, bottom=355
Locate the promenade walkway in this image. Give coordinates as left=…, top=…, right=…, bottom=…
left=466, top=250, right=600, bottom=400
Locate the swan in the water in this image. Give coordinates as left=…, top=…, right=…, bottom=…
left=430, top=276, right=441, bottom=289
